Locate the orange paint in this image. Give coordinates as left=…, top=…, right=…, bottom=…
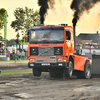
left=28, top=25, right=91, bottom=72
left=73, top=55, right=89, bottom=71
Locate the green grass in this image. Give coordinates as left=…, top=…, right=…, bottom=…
left=0, top=59, right=28, bottom=64
left=10, top=63, right=27, bottom=64
left=0, top=58, right=28, bottom=62
left=0, top=70, right=32, bottom=76
left=0, top=60, right=14, bottom=62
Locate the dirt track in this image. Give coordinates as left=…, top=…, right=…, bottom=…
left=0, top=64, right=100, bottom=100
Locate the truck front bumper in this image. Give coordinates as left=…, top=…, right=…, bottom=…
left=28, top=62, right=67, bottom=69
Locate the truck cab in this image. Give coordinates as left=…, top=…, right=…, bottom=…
left=28, top=24, right=92, bottom=79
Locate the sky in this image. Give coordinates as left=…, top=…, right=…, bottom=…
left=0, top=0, right=100, bottom=40
left=0, top=0, right=39, bottom=40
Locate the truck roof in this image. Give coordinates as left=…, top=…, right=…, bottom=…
left=29, top=25, right=73, bottom=30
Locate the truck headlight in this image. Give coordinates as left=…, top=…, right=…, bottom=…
left=30, top=59, right=34, bottom=62
left=58, top=58, right=63, bottom=62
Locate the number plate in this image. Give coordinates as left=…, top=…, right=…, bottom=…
left=30, top=64, right=34, bottom=66
left=41, top=63, right=50, bottom=65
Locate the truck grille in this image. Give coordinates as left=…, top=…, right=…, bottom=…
left=30, top=47, right=63, bottom=56
left=38, top=47, right=54, bottom=55
left=36, top=56, right=57, bottom=63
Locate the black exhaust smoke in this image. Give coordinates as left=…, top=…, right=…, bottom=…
left=71, top=0, right=100, bottom=27
left=38, top=0, right=55, bottom=24
left=71, top=0, right=100, bottom=49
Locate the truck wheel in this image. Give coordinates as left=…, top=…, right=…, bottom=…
left=77, top=61, right=91, bottom=79
left=33, top=68, right=41, bottom=77
left=49, top=70, right=63, bottom=78
left=64, top=60, right=73, bottom=78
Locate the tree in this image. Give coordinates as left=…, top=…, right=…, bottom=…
left=11, top=7, right=40, bottom=33
left=6, top=39, right=16, bottom=46
left=0, top=8, right=7, bottom=30
left=15, top=33, right=20, bottom=44
left=0, top=35, right=3, bottom=41
left=20, top=34, right=28, bottom=44
left=0, top=33, right=3, bottom=41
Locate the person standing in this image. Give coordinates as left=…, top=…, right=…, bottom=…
left=16, top=49, right=19, bottom=60
left=21, top=50, right=25, bottom=60
left=12, top=49, right=15, bottom=60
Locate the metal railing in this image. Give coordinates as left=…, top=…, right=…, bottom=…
left=0, top=53, right=6, bottom=57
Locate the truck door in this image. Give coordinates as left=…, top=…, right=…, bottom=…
left=66, top=30, right=71, bottom=53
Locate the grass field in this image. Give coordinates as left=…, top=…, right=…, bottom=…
left=0, top=70, right=32, bottom=76
left=10, top=63, right=25, bottom=64
left=0, top=59, right=28, bottom=64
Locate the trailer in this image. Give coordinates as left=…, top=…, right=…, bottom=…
left=79, top=42, right=100, bottom=55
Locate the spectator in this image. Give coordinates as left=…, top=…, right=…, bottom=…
left=12, top=49, right=15, bottom=54
left=16, top=49, right=19, bottom=60
left=0, top=48, right=2, bottom=53
left=21, top=50, right=25, bottom=60
left=12, top=49, right=15, bottom=60
left=6, top=49, right=10, bottom=57
left=0, top=48, right=4, bottom=55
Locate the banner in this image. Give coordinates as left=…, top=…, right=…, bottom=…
left=4, top=11, right=7, bottom=40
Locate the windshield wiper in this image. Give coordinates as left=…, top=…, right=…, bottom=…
left=51, top=40, right=64, bottom=43
left=41, top=39, right=50, bottom=43
left=30, top=40, right=41, bottom=44
left=30, top=40, right=64, bottom=44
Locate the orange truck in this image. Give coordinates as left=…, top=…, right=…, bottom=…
left=28, top=24, right=92, bottom=79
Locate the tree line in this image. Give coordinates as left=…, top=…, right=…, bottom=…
left=0, top=7, right=40, bottom=45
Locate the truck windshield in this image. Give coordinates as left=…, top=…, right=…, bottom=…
left=30, top=29, right=64, bottom=44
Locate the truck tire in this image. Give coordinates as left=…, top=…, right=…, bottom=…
left=33, top=68, right=41, bottom=77
left=49, top=69, right=63, bottom=78
left=77, top=61, right=91, bottom=79
left=64, top=60, right=73, bottom=78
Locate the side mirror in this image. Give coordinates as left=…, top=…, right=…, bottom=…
left=66, top=31, right=71, bottom=40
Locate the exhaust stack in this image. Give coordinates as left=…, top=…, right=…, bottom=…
left=72, top=18, right=76, bottom=51
left=73, top=25, right=75, bottom=50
